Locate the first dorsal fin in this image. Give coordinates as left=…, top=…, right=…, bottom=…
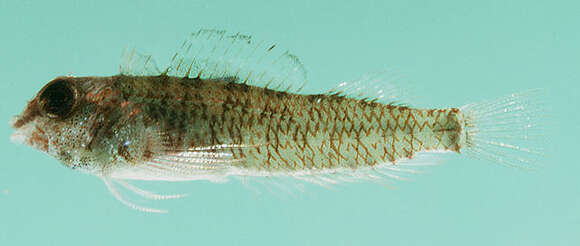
left=120, top=47, right=161, bottom=76
left=164, top=29, right=308, bottom=92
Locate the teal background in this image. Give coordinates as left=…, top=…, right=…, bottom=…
left=0, top=0, right=578, bottom=245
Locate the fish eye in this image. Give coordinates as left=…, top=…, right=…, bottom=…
left=38, top=79, right=77, bottom=118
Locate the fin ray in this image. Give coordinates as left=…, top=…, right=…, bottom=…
left=328, top=70, right=412, bottom=105
left=109, top=143, right=256, bottom=181
left=460, top=89, right=546, bottom=169
left=115, top=179, right=187, bottom=200
left=102, top=177, right=168, bottom=213
left=120, top=47, right=161, bottom=76
left=165, top=29, right=307, bottom=92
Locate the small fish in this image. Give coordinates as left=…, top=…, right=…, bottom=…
left=11, top=29, right=542, bottom=213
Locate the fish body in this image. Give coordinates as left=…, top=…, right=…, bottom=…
left=11, top=29, right=541, bottom=212
left=13, top=74, right=463, bottom=179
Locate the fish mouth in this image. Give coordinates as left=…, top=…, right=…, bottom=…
left=10, top=117, right=49, bottom=152
left=11, top=112, right=36, bottom=129
left=9, top=116, right=26, bottom=144
left=9, top=115, right=20, bottom=128
left=10, top=127, right=29, bottom=146
left=11, top=99, right=41, bottom=129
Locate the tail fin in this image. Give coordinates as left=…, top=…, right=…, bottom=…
left=459, top=90, right=545, bottom=168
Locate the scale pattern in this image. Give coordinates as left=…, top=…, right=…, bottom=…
left=113, top=75, right=463, bottom=172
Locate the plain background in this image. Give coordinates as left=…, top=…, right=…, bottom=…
left=1, top=0, right=578, bottom=245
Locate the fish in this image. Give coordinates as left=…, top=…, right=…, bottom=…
left=10, top=29, right=543, bottom=213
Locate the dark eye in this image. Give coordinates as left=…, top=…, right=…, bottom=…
left=38, top=79, right=76, bottom=118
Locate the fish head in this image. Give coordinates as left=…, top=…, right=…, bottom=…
left=11, top=76, right=110, bottom=172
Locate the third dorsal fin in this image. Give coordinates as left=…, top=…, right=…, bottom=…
left=164, top=29, right=308, bottom=93
left=328, top=70, right=413, bottom=105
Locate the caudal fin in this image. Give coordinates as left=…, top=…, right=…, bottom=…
left=459, top=90, right=545, bottom=168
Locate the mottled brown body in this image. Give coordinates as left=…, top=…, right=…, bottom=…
left=100, top=75, right=463, bottom=172
left=11, top=75, right=462, bottom=174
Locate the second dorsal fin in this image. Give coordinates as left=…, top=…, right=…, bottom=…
left=164, top=29, right=308, bottom=92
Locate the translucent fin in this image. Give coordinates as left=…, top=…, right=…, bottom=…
left=110, top=164, right=228, bottom=182
left=115, top=179, right=187, bottom=200
left=150, top=150, right=238, bottom=168
left=110, top=144, right=256, bottom=181
left=102, top=177, right=168, bottom=213
left=148, top=143, right=251, bottom=172
left=165, top=29, right=307, bottom=92
left=240, top=176, right=306, bottom=200
left=328, top=69, right=412, bottom=105
left=459, top=90, right=546, bottom=168
left=120, top=47, right=161, bottom=76
left=232, top=152, right=440, bottom=189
